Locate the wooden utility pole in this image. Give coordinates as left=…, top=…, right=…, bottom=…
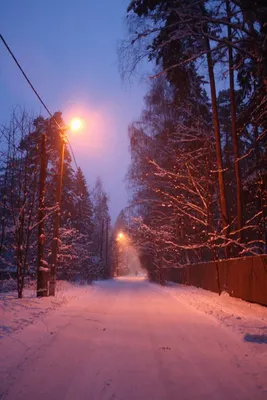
left=37, top=133, right=48, bottom=297
left=49, top=136, right=65, bottom=296
left=105, top=218, right=109, bottom=277
left=100, top=219, right=104, bottom=261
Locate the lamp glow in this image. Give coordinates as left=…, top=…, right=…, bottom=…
left=70, top=118, right=82, bottom=132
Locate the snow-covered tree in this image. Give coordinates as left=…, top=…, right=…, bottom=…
left=122, top=0, right=267, bottom=254
left=91, top=177, right=111, bottom=278
left=73, top=167, right=94, bottom=236
left=0, top=110, right=103, bottom=296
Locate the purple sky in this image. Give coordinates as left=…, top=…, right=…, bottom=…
left=0, top=0, right=148, bottom=222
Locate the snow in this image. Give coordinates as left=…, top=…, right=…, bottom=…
left=164, top=282, right=267, bottom=340
left=0, top=280, right=90, bottom=337
left=1, top=277, right=267, bottom=399
left=39, top=267, right=49, bottom=272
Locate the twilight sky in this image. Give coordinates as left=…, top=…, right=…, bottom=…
left=0, top=0, right=148, bottom=222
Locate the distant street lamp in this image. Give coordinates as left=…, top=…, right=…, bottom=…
left=49, top=118, right=82, bottom=296
left=116, top=232, right=130, bottom=276
left=117, top=232, right=124, bottom=240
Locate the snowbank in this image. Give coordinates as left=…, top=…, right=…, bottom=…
left=0, top=280, right=91, bottom=338
left=165, top=282, right=267, bottom=342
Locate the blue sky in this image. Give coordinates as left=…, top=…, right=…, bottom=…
left=0, top=0, right=148, bottom=222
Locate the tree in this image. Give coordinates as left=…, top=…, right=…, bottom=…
left=0, top=110, right=39, bottom=297
left=92, top=177, right=111, bottom=278
left=73, top=167, right=94, bottom=236
left=123, top=0, right=267, bottom=254
left=0, top=110, right=102, bottom=296
left=56, top=167, right=95, bottom=282
left=125, top=75, right=222, bottom=278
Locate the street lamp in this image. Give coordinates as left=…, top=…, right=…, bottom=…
left=70, top=117, right=83, bottom=131
left=116, top=232, right=130, bottom=276
left=49, top=118, right=82, bottom=296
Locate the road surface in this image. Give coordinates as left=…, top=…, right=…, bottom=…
left=1, top=277, right=266, bottom=399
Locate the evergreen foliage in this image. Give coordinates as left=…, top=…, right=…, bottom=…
left=0, top=111, right=111, bottom=296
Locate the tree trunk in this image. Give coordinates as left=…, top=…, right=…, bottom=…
left=259, top=174, right=267, bottom=252
left=37, top=133, right=48, bottom=297
left=205, top=36, right=229, bottom=239
left=0, top=141, right=10, bottom=255
left=49, top=138, right=65, bottom=296
left=254, top=126, right=267, bottom=252
left=16, top=204, right=25, bottom=298
left=226, top=0, right=243, bottom=242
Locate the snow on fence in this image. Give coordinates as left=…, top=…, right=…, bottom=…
left=164, top=255, right=267, bottom=306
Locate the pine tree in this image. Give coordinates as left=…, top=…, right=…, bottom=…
left=73, top=168, right=94, bottom=236
left=92, top=177, right=111, bottom=278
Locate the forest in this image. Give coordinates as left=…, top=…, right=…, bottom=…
left=0, top=111, right=111, bottom=297
left=118, top=0, right=267, bottom=278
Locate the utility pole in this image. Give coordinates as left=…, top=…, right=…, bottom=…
left=100, top=218, right=104, bottom=262
left=105, top=218, right=109, bottom=277
left=49, top=135, right=66, bottom=296
left=37, top=133, right=48, bottom=297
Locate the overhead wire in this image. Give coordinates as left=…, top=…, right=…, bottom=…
left=0, top=33, right=79, bottom=170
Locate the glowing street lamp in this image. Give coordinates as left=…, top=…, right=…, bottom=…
left=115, top=232, right=124, bottom=276
left=49, top=117, right=83, bottom=296
left=70, top=117, right=83, bottom=132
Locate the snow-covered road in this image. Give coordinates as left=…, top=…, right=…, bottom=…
left=1, top=277, right=267, bottom=400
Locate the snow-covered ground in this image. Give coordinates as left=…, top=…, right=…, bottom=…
left=1, top=277, right=267, bottom=399
left=0, top=280, right=90, bottom=337
left=164, top=282, right=267, bottom=342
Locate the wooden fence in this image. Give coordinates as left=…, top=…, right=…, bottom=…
left=163, top=255, right=267, bottom=306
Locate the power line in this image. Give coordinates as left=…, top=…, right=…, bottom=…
left=0, top=33, right=79, bottom=170
left=67, top=141, right=79, bottom=171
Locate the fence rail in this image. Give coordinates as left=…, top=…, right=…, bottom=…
left=163, top=255, right=267, bottom=306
